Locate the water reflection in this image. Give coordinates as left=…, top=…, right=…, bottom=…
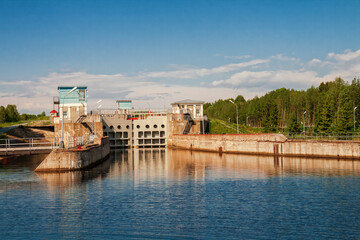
left=41, top=149, right=360, bottom=189
left=4, top=149, right=360, bottom=193
left=2, top=149, right=360, bottom=239
left=106, top=149, right=360, bottom=183
left=36, top=159, right=111, bottom=190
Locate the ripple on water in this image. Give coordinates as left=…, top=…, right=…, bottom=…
left=1, top=149, right=360, bottom=239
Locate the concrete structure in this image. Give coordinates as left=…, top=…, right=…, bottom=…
left=171, top=99, right=204, bottom=119
left=102, top=109, right=168, bottom=148
left=55, top=86, right=88, bottom=123
left=54, top=115, right=103, bottom=148
left=102, top=114, right=132, bottom=148
left=35, top=137, right=110, bottom=172
left=168, top=134, right=360, bottom=159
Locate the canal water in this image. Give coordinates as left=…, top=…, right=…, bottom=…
left=1, top=149, right=360, bottom=239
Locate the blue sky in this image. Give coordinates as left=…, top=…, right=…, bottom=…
left=1, top=0, right=360, bottom=113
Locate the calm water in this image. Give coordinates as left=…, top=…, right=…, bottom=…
left=1, top=149, right=360, bottom=239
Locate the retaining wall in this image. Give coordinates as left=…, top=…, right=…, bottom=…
left=35, top=137, right=110, bottom=172
left=168, top=134, right=360, bottom=159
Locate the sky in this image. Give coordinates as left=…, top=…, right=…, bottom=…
left=0, top=0, right=360, bottom=113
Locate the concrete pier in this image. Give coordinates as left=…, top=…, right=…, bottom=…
left=35, top=137, right=110, bottom=172
left=168, top=134, right=360, bottom=159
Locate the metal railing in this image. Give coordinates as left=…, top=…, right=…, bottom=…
left=0, top=137, right=61, bottom=153
left=64, top=135, right=95, bottom=148
left=0, top=135, right=96, bottom=153
left=284, top=132, right=360, bottom=141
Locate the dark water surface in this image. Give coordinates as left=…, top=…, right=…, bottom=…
left=1, top=149, right=360, bottom=239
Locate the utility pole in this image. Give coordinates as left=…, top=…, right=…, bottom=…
left=303, top=111, right=306, bottom=135
left=354, top=107, right=357, bottom=132
left=229, top=100, right=239, bottom=134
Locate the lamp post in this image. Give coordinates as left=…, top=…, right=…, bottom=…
left=354, top=107, right=357, bottom=132
left=303, top=111, right=306, bottom=136
left=61, top=87, right=77, bottom=149
left=95, top=99, right=102, bottom=114
left=229, top=100, right=239, bottom=134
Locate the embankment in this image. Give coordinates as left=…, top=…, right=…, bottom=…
left=168, top=134, right=360, bottom=159
left=35, top=137, right=110, bottom=172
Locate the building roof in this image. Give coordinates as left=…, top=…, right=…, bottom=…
left=50, top=110, right=58, bottom=113
left=58, top=86, right=87, bottom=90
left=116, top=100, right=132, bottom=102
left=171, top=99, right=205, bottom=105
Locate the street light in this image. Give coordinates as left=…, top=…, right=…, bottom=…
left=61, top=87, right=77, bottom=148
left=303, top=111, right=306, bottom=134
left=94, top=99, right=102, bottom=114
left=229, top=100, right=239, bottom=134
left=354, top=107, right=357, bottom=132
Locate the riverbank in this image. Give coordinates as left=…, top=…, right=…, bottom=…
left=168, top=134, right=360, bottom=159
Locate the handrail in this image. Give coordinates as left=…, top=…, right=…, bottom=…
left=0, top=135, right=96, bottom=152
left=284, top=132, right=360, bottom=141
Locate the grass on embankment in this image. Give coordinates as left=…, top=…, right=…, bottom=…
left=208, top=118, right=263, bottom=134
left=0, top=119, right=51, bottom=129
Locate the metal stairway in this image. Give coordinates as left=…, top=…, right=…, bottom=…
left=183, top=113, right=195, bottom=134
left=75, top=115, right=94, bottom=134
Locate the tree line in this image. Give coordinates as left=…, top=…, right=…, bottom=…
left=204, top=77, right=360, bottom=133
left=0, top=104, right=47, bottom=123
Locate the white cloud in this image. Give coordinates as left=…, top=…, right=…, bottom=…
left=212, top=70, right=317, bottom=89
left=224, top=55, right=252, bottom=59
left=144, top=59, right=269, bottom=79
left=327, top=49, right=360, bottom=61
left=0, top=80, right=33, bottom=86
left=1, top=49, right=360, bottom=113
left=271, top=54, right=299, bottom=62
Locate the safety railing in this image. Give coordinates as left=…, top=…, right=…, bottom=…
left=0, top=135, right=96, bottom=153
left=284, top=132, right=360, bottom=141
left=0, top=137, right=61, bottom=153
left=64, top=135, right=95, bottom=148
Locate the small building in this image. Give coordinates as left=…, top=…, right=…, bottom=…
left=171, top=99, right=204, bottom=119
left=58, top=86, right=88, bottom=122
left=50, top=110, right=58, bottom=123
left=116, top=100, right=132, bottom=114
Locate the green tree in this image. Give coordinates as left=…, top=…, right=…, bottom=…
left=336, top=87, right=353, bottom=132
left=5, top=104, right=20, bottom=122
left=263, top=100, right=278, bottom=132
left=0, top=106, right=6, bottom=123
left=287, top=112, right=301, bottom=133
left=316, top=94, right=334, bottom=133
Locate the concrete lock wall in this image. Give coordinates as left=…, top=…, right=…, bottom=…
left=54, top=115, right=103, bottom=148
left=168, top=114, right=204, bottom=135
left=35, top=137, right=110, bottom=172
left=168, top=134, right=360, bottom=159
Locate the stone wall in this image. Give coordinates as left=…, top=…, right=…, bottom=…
left=168, top=134, right=360, bottom=159
left=35, top=137, right=110, bottom=172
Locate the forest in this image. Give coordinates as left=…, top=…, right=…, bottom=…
left=204, top=77, right=360, bottom=133
left=0, top=104, right=47, bottom=124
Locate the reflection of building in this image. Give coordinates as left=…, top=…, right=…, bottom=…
left=57, top=86, right=88, bottom=123
left=171, top=99, right=204, bottom=119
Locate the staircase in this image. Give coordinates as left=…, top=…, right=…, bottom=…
left=183, top=113, right=195, bottom=134
left=75, top=115, right=94, bottom=134
left=75, top=115, right=87, bottom=123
